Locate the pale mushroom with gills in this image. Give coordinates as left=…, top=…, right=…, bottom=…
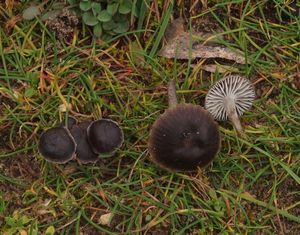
left=38, top=126, right=76, bottom=164
left=205, top=75, right=255, bottom=136
left=148, top=80, right=220, bottom=172
left=87, top=119, right=124, bottom=155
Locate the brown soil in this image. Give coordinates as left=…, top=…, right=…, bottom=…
left=46, top=8, right=79, bottom=41
left=0, top=95, right=17, bottom=151
left=248, top=176, right=300, bottom=234
left=0, top=154, right=41, bottom=224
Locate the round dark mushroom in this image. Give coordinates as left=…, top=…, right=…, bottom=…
left=149, top=104, right=220, bottom=171
left=38, top=126, right=76, bottom=163
left=87, top=119, right=124, bottom=154
left=70, top=121, right=99, bottom=164
left=205, top=75, right=255, bottom=136
left=148, top=80, right=220, bottom=171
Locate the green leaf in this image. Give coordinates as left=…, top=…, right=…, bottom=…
left=97, top=10, right=112, bottom=22
left=45, top=226, right=55, bottom=235
left=136, top=0, right=149, bottom=36
left=82, top=11, right=99, bottom=26
left=5, top=217, right=16, bottom=227
left=91, top=2, right=101, bottom=15
left=113, top=20, right=129, bottom=33
left=67, top=0, right=78, bottom=5
left=52, top=2, right=65, bottom=10
left=41, top=10, right=61, bottom=21
left=24, top=87, right=35, bottom=98
left=119, top=0, right=132, bottom=14
left=79, top=1, right=92, bottom=11
left=132, top=3, right=139, bottom=17
left=129, top=40, right=145, bottom=66
left=20, top=215, right=31, bottom=224
left=102, top=20, right=117, bottom=30
left=101, top=33, right=113, bottom=41
left=107, top=3, right=119, bottom=15
left=93, top=23, right=102, bottom=37
left=148, top=2, right=173, bottom=59
left=114, top=12, right=127, bottom=22
left=145, top=214, right=152, bottom=222
left=22, top=5, right=41, bottom=20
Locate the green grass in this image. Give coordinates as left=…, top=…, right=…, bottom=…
left=0, top=0, right=299, bottom=234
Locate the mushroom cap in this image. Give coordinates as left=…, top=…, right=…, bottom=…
left=70, top=121, right=99, bottom=164
left=38, top=127, right=76, bottom=163
left=205, top=75, right=255, bottom=120
left=87, top=119, right=124, bottom=154
left=148, top=104, right=220, bottom=171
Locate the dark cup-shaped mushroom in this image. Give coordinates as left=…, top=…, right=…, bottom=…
left=87, top=119, right=124, bottom=155
left=70, top=121, right=99, bottom=164
left=148, top=80, right=220, bottom=171
left=38, top=126, right=76, bottom=163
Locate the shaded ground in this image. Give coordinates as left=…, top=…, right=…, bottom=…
left=248, top=176, right=300, bottom=234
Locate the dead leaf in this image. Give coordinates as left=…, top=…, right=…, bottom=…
left=62, top=164, right=77, bottom=175
left=292, top=73, right=300, bottom=89
left=159, top=18, right=246, bottom=64
left=5, top=15, right=22, bottom=33
left=198, top=64, right=239, bottom=73
left=22, top=5, right=41, bottom=20
left=19, top=230, right=28, bottom=235
left=5, top=0, right=17, bottom=13
left=97, top=189, right=109, bottom=203
left=59, top=103, right=72, bottom=112
left=164, top=17, right=186, bottom=43
left=99, top=212, right=113, bottom=226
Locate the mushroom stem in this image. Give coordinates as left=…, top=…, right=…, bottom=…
left=224, top=97, right=245, bottom=137
left=168, top=79, right=178, bottom=108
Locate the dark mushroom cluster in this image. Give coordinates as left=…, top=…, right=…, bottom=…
left=38, top=117, right=123, bottom=164
left=38, top=75, right=255, bottom=173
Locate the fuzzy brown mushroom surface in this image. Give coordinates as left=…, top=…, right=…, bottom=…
left=148, top=104, right=220, bottom=171
left=205, top=75, right=255, bottom=136
left=38, top=127, right=76, bottom=163
left=87, top=119, right=124, bottom=154
left=70, top=121, right=99, bottom=164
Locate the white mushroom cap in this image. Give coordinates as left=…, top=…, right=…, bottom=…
left=205, top=75, right=255, bottom=121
